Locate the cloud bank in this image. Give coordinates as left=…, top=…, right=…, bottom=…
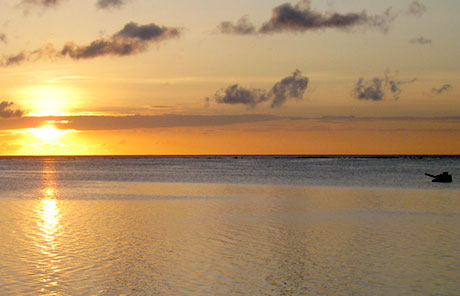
left=218, top=0, right=425, bottom=35
left=0, top=101, right=25, bottom=118
left=1, top=22, right=181, bottom=66
left=207, top=70, right=309, bottom=108
left=3, top=114, right=460, bottom=133
left=0, top=114, right=289, bottom=131
left=353, top=74, right=416, bottom=101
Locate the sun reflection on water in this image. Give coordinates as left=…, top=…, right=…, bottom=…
left=35, top=160, right=62, bottom=294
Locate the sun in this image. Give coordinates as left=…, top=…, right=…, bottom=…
left=29, top=125, right=69, bottom=141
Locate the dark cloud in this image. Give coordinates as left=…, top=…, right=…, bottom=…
left=219, top=0, right=397, bottom=35
left=97, top=0, right=127, bottom=9
left=61, top=22, right=181, bottom=59
left=353, top=74, right=416, bottom=101
left=219, top=0, right=426, bottom=35
left=210, top=85, right=267, bottom=108
left=268, top=70, right=309, bottom=107
left=406, top=0, right=427, bottom=16
left=354, top=77, right=385, bottom=101
left=208, top=70, right=309, bottom=108
left=0, top=34, right=6, bottom=44
left=1, top=22, right=181, bottom=66
left=259, top=0, right=393, bottom=34
left=113, top=22, right=176, bottom=41
left=0, top=101, right=25, bottom=118
left=409, top=36, right=432, bottom=45
left=432, top=84, right=452, bottom=95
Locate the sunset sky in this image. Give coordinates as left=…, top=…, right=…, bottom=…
left=0, top=0, right=459, bottom=155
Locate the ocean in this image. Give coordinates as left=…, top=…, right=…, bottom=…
left=0, top=156, right=459, bottom=295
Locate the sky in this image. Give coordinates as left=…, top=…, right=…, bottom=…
left=0, top=0, right=459, bottom=155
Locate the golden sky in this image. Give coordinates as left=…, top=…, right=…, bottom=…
left=0, top=0, right=459, bottom=155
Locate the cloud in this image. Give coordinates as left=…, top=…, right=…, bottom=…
left=19, top=0, right=67, bottom=14
left=0, top=34, right=6, bottom=44
left=1, top=22, right=181, bottom=66
left=0, top=101, right=25, bottom=118
left=97, top=0, right=127, bottom=9
left=259, top=0, right=394, bottom=34
left=353, top=78, right=385, bottom=101
left=406, top=0, right=427, bottom=16
left=209, top=85, right=267, bottom=108
left=409, top=36, right=432, bottom=45
left=219, top=17, right=257, bottom=35
left=4, top=114, right=460, bottom=133
left=2, top=52, right=27, bottom=66
left=0, top=114, right=287, bottom=130
left=20, top=0, right=64, bottom=7
left=207, top=70, right=309, bottom=108
left=268, top=70, right=309, bottom=107
left=21, top=0, right=131, bottom=10
left=353, top=74, right=416, bottom=101
left=432, top=84, right=452, bottom=95
left=219, top=0, right=427, bottom=35
left=219, top=0, right=399, bottom=35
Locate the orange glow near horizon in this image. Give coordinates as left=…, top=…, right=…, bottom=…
left=11, top=124, right=84, bottom=155
left=2, top=119, right=460, bottom=156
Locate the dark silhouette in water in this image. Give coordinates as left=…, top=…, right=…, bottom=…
left=425, top=172, right=452, bottom=183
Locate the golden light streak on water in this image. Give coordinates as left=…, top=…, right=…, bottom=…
left=35, top=160, right=62, bottom=295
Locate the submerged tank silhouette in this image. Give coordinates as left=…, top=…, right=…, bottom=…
left=425, top=172, right=453, bottom=183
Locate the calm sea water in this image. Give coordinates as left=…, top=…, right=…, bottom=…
left=0, top=156, right=459, bottom=295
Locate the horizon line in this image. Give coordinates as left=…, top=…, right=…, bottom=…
left=0, top=154, right=458, bottom=157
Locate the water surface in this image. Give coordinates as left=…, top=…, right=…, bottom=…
left=0, top=156, right=458, bottom=295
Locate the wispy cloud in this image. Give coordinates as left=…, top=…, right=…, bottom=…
left=20, top=0, right=130, bottom=10
left=405, top=0, right=427, bottom=16
left=1, top=22, right=181, bottom=66
left=0, top=34, right=6, bottom=44
left=20, top=0, right=64, bottom=7
left=207, top=70, right=309, bottom=108
left=409, top=36, right=432, bottom=45
left=0, top=101, right=25, bottom=118
left=218, top=0, right=425, bottom=35
left=432, top=84, right=452, bottom=95
left=0, top=114, right=289, bottom=130
left=96, top=0, right=128, bottom=9
left=219, top=17, right=257, bottom=35
left=353, top=74, right=416, bottom=101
